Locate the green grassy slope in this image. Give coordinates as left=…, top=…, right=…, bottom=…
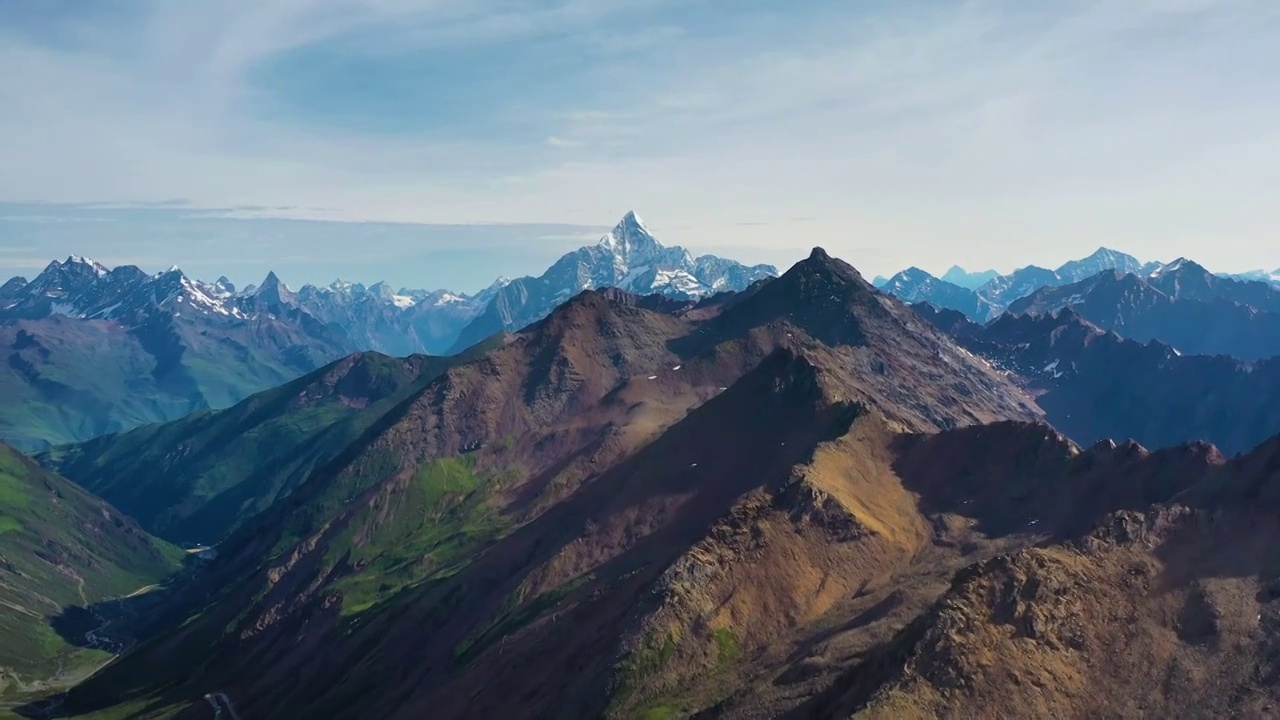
left=41, top=351, right=480, bottom=545
left=1, top=313, right=355, bottom=453
left=0, top=321, right=198, bottom=452
left=0, top=444, right=183, bottom=696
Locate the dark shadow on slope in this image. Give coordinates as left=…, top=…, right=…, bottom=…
left=234, top=348, right=863, bottom=719
left=890, top=421, right=1222, bottom=541
left=14, top=583, right=187, bottom=718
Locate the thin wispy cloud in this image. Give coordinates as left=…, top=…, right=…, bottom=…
left=1, top=0, right=1279, bottom=281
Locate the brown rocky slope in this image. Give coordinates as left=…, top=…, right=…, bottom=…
left=46, top=249, right=1280, bottom=720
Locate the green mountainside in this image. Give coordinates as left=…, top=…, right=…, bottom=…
left=1, top=314, right=352, bottom=452
left=0, top=444, right=182, bottom=699
left=42, top=343, right=506, bottom=545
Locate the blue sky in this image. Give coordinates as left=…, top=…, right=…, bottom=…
left=2, top=0, right=1280, bottom=290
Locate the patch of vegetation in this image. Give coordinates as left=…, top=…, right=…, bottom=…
left=330, top=455, right=521, bottom=615
left=712, top=628, right=742, bottom=670
left=416, top=456, right=482, bottom=509
left=41, top=352, right=455, bottom=544
left=616, top=634, right=678, bottom=699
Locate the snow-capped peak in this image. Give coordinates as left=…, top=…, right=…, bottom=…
left=598, top=210, right=663, bottom=259
left=61, top=255, right=110, bottom=277
left=482, top=276, right=512, bottom=292
left=1149, top=258, right=1188, bottom=278
left=328, top=279, right=362, bottom=294
left=621, top=210, right=646, bottom=230
left=433, top=292, right=466, bottom=305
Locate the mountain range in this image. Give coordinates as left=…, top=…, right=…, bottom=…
left=912, top=303, right=1280, bottom=455
left=876, top=247, right=1163, bottom=321
left=879, top=250, right=1280, bottom=360
left=1008, top=258, right=1280, bottom=361
left=940, top=265, right=1000, bottom=290
left=0, top=259, right=354, bottom=451
left=0, top=239, right=1274, bottom=712
left=0, top=246, right=1273, bottom=719
left=5, top=229, right=1280, bottom=718
left=0, top=212, right=773, bottom=451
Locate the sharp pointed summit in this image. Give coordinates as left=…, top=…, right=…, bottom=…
left=620, top=209, right=646, bottom=229
left=599, top=210, right=664, bottom=260
left=793, top=245, right=871, bottom=288
left=253, top=270, right=296, bottom=307
left=447, top=212, right=776, bottom=353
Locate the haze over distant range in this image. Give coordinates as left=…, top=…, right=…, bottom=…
left=3, top=2, right=1280, bottom=288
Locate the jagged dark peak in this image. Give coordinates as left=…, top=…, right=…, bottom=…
left=254, top=270, right=296, bottom=306
left=796, top=246, right=872, bottom=287
left=710, top=246, right=885, bottom=347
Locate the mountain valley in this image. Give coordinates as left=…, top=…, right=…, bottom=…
left=9, top=4, right=1280, bottom=717
left=2, top=245, right=1280, bottom=720
left=0, top=444, right=182, bottom=703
